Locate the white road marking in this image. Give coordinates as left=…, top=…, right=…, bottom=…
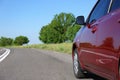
left=0, top=49, right=10, bottom=62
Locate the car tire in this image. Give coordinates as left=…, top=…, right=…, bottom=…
left=73, top=49, right=85, bottom=78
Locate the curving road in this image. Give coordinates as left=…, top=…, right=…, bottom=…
left=0, top=48, right=105, bottom=80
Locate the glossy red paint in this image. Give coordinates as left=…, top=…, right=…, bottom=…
left=72, top=0, right=120, bottom=80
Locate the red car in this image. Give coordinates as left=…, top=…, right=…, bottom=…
left=72, top=0, right=120, bottom=80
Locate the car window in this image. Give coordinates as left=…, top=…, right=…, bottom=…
left=111, top=0, right=120, bottom=12
left=88, top=0, right=110, bottom=23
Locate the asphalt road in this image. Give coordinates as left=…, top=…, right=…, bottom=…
left=0, top=48, right=106, bottom=80
left=0, top=48, right=6, bottom=55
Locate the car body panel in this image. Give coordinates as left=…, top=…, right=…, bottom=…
left=73, top=9, right=120, bottom=80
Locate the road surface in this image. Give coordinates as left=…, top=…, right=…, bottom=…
left=0, top=48, right=106, bottom=80
left=0, top=48, right=6, bottom=55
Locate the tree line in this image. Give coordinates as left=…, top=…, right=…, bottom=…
left=1, top=12, right=81, bottom=46
left=0, top=36, right=29, bottom=46
left=39, top=12, right=81, bottom=43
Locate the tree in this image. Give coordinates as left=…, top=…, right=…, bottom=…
left=39, top=12, right=76, bottom=43
left=39, top=24, right=61, bottom=43
left=0, top=37, right=13, bottom=46
left=66, top=25, right=81, bottom=42
left=14, top=36, right=29, bottom=45
left=51, top=12, right=75, bottom=42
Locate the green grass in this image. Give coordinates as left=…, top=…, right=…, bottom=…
left=24, top=43, right=72, bottom=54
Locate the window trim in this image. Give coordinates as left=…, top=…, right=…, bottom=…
left=86, top=0, right=100, bottom=24
left=107, top=0, right=114, bottom=13
left=109, top=0, right=120, bottom=12
left=86, top=0, right=112, bottom=24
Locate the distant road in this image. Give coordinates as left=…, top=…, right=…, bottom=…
left=0, top=48, right=105, bottom=80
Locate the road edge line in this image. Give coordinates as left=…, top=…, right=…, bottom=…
left=0, top=49, right=10, bottom=62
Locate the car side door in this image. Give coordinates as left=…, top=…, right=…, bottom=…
left=79, top=0, right=111, bottom=76
left=94, top=0, right=120, bottom=79
left=86, top=0, right=120, bottom=79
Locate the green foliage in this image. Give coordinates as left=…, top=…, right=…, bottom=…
left=39, top=12, right=80, bottom=43
left=66, top=25, right=81, bottom=42
left=39, top=24, right=61, bottom=43
left=14, top=36, right=29, bottom=45
left=0, top=37, right=13, bottom=46
left=51, top=13, right=75, bottom=42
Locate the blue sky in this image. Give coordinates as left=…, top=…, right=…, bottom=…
left=0, top=0, right=97, bottom=44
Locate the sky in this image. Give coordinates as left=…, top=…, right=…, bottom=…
left=0, top=0, right=97, bottom=44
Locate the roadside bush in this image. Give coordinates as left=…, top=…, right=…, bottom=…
left=0, top=37, right=13, bottom=46
left=14, top=36, right=29, bottom=45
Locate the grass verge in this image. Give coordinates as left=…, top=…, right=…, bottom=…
left=23, top=43, right=72, bottom=54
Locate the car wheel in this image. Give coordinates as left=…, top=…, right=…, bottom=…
left=73, top=49, right=85, bottom=78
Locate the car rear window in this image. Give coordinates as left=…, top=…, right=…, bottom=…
left=111, top=0, right=120, bottom=12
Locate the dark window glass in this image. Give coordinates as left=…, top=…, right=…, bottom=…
left=111, top=0, right=120, bottom=12
left=88, top=0, right=110, bottom=23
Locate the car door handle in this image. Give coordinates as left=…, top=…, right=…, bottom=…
left=91, top=26, right=97, bottom=33
left=118, top=19, right=120, bottom=23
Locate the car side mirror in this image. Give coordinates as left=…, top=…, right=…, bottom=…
left=76, top=16, right=85, bottom=25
